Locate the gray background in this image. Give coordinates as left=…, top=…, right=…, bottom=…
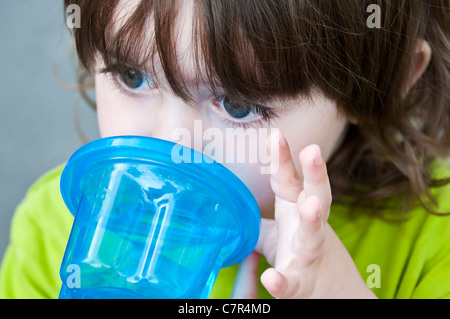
left=0, top=1, right=100, bottom=263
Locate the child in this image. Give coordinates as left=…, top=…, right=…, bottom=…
left=1, top=0, right=449, bottom=298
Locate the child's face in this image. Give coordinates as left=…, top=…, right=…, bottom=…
left=93, top=1, right=349, bottom=219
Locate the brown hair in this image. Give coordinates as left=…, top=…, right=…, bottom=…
left=64, top=0, right=450, bottom=217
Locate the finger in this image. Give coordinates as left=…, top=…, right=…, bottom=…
left=230, top=252, right=261, bottom=299
left=296, top=195, right=325, bottom=265
left=268, top=130, right=303, bottom=203
left=299, top=144, right=332, bottom=222
left=260, top=268, right=300, bottom=299
left=273, top=197, right=299, bottom=266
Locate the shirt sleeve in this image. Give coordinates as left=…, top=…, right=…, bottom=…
left=0, top=165, right=73, bottom=299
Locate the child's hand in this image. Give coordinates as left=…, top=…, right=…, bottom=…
left=231, top=133, right=377, bottom=299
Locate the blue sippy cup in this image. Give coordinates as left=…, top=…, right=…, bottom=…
left=58, top=136, right=261, bottom=299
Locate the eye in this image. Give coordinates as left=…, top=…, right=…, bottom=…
left=217, top=96, right=251, bottom=119
left=118, top=68, right=155, bottom=90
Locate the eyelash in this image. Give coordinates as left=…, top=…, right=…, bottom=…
left=212, top=98, right=276, bottom=129
left=100, top=65, right=278, bottom=129
left=99, top=65, right=156, bottom=97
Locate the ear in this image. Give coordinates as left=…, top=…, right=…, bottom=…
left=405, top=40, right=432, bottom=93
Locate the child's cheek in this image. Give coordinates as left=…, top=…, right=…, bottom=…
left=223, top=162, right=275, bottom=220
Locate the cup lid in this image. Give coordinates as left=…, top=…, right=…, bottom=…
left=60, top=136, right=261, bottom=267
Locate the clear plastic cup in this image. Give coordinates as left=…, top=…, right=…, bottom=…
left=58, top=136, right=260, bottom=299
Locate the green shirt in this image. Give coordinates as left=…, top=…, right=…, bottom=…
left=1, top=163, right=450, bottom=299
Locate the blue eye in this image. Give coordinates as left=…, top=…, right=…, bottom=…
left=119, top=68, right=154, bottom=90
left=218, top=96, right=251, bottom=119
